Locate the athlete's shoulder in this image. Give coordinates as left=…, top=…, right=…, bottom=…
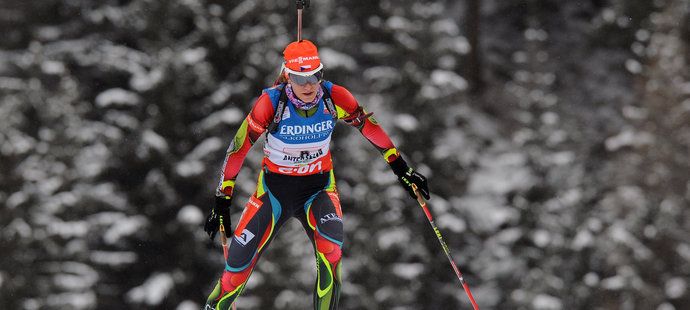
left=326, top=82, right=358, bottom=112
left=262, top=84, right=285, bottom=103
left=249, top=92, right=275, bottom=128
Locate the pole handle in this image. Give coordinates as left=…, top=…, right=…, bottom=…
left=219, top=223, right=229, bottom=260
left=411, top=184, right=433, bottom=221
left=219, top=223, right=228, bottom=246
left=296, top=0, right=310, bottom=9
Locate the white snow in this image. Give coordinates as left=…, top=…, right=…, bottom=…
left=104, top=110, right=139, bottom=130
left=210, top=82, right=232, bottom=105
left=665, top=277, right=687, bottom=299
left=605, top=129, right=654, bottom=151
left=6, top=218, right=32, bottom=239
left=601, top=275, right=626, bottom=290
left=459, top=195, right=519, bottom=233
left=7, top=191, right=29, bottom=209
left=431, top=19, right=460, bottom=36
left=175, top=160, right=205, bottom=177
left=103, top=215, right=148, bottom=245
left=494, top=227, right=523, bottom=245
left=363, top=66, right=402, bottom=90
left=543, top=151, right=575, bottom=166
left=469, top=152, right=535, bottom=195
left=49, top=262, right=99, bottom=290
left=185, top=137, right=223, bottom=160
left=361, top=42, right=393, bottom=56
left=386, top=16, right=413, bottom=31
left=524, top=28, right=549, bottom=42
left=432, top=129, right=476, bottom=164
left=430, top=70, right=468, bottom=92
left=677, top=244, right=690, bottom=261
left=571, top=229, right=593, bottom=250
left=0, top=76, right=25, bottom=90
left=625, top=59, right=643, bottom=74
left=142, top=129, right=169, bottom=153
left=394, top=114, right=419, bottom=132
left=3, top=129, right=35, bottom=155
left=180, top=47, right=207, bottom=64
left=391, top=263, right=425, bottom=280
left=229, top=1, right=256, bottom=22
left=436, top=213, right=466, bottom=233
left=75, top=143, right=110, bottom=178
left=130, top=67, right=164, bottom=92
left=46, top=292, right=96, bottom=309
left=583, top=272, right=600, bottom=286
left=321, top=25, right=354, bottom=41
left=377, top=227, right=411, bottom=250
left=200, top=108, right=244, bottom=129
left=95, top=88, right=141, bottom=107
left=320, top=48, right=358, bottom=71
left=41, top=60, right=66, bottom=75
left=127, top=273, right=175, bottom=306
left=444, top=37, right=471, bottom=55
left=532, top=229, right=551, bottom=248
left=176, top=300, right=200, bottom=310
left=48, top=220, right=89, bottom=238
left=90, top=251, right=137, bottom=266
left=608, top=221, right=653, bottom=259
left=177, top=205, right=205, bottom=226
left=657, top=303, right=677, bottom=310
left=274, top=290, right=299, bottom=309
left=81, top=183, right=127, bottom=210
left=532, top=294, right=562, bottom=310
left=394, top=32, right=420, bottom=50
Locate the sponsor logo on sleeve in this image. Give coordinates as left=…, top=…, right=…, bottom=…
left=319, top=213, right=342, bottom=224
left=247, top=195, right=262, bottom=209
left=234, top=229, right=256, bottom=246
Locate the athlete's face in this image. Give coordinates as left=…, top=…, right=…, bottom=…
left=288, top=76, right=320, bottom=102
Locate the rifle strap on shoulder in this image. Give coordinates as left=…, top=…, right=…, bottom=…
left=321, top=84, right=338, bottom=120
left=267, top=83, right=288, bottom=133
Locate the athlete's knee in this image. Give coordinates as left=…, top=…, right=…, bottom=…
left=220, top=268, right=252, bottom=292
left=315, top=234, right=342, bottom=264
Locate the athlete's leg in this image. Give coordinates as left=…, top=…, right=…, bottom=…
left=206, top=171, right=285, bottom=310
left=301, top=172, right=344, bottom=310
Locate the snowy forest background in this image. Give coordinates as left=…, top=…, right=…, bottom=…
left=1, top=0, right=689, bottom=309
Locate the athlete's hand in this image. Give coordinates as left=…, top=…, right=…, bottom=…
left=389, top=156, right=430, bottom=200
left=204, top=196, right=232, bottom=240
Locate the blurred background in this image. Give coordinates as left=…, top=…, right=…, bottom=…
left=1, top=0, right=689, bottom=309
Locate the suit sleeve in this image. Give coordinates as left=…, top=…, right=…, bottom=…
left=330, top=84, right=401, bottom=163
left=215, top=93, right=273, bottom=197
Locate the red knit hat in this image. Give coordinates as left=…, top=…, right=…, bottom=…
left=282, top=40, right=323, bottom=76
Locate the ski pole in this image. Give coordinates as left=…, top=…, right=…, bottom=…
left=219, top=222, right=236, bottom=310
left=296, top=0, right=310, bottom=41
left=411, top=184, right=481, bottom=310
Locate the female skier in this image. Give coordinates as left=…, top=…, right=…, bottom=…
left=203, top=39, right=430, bottom=310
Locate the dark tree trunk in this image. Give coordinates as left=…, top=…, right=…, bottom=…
left=466, top=0, right=484, bottom=94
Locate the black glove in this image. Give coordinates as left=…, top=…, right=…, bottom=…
left=204, top=196, right=232, bottom=240
left=389, top=156, right=430, bottom=200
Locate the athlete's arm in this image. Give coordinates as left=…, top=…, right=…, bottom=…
left=215, top=93, right=273, bottom=197
left=330, top=84, right=400, bottom=164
